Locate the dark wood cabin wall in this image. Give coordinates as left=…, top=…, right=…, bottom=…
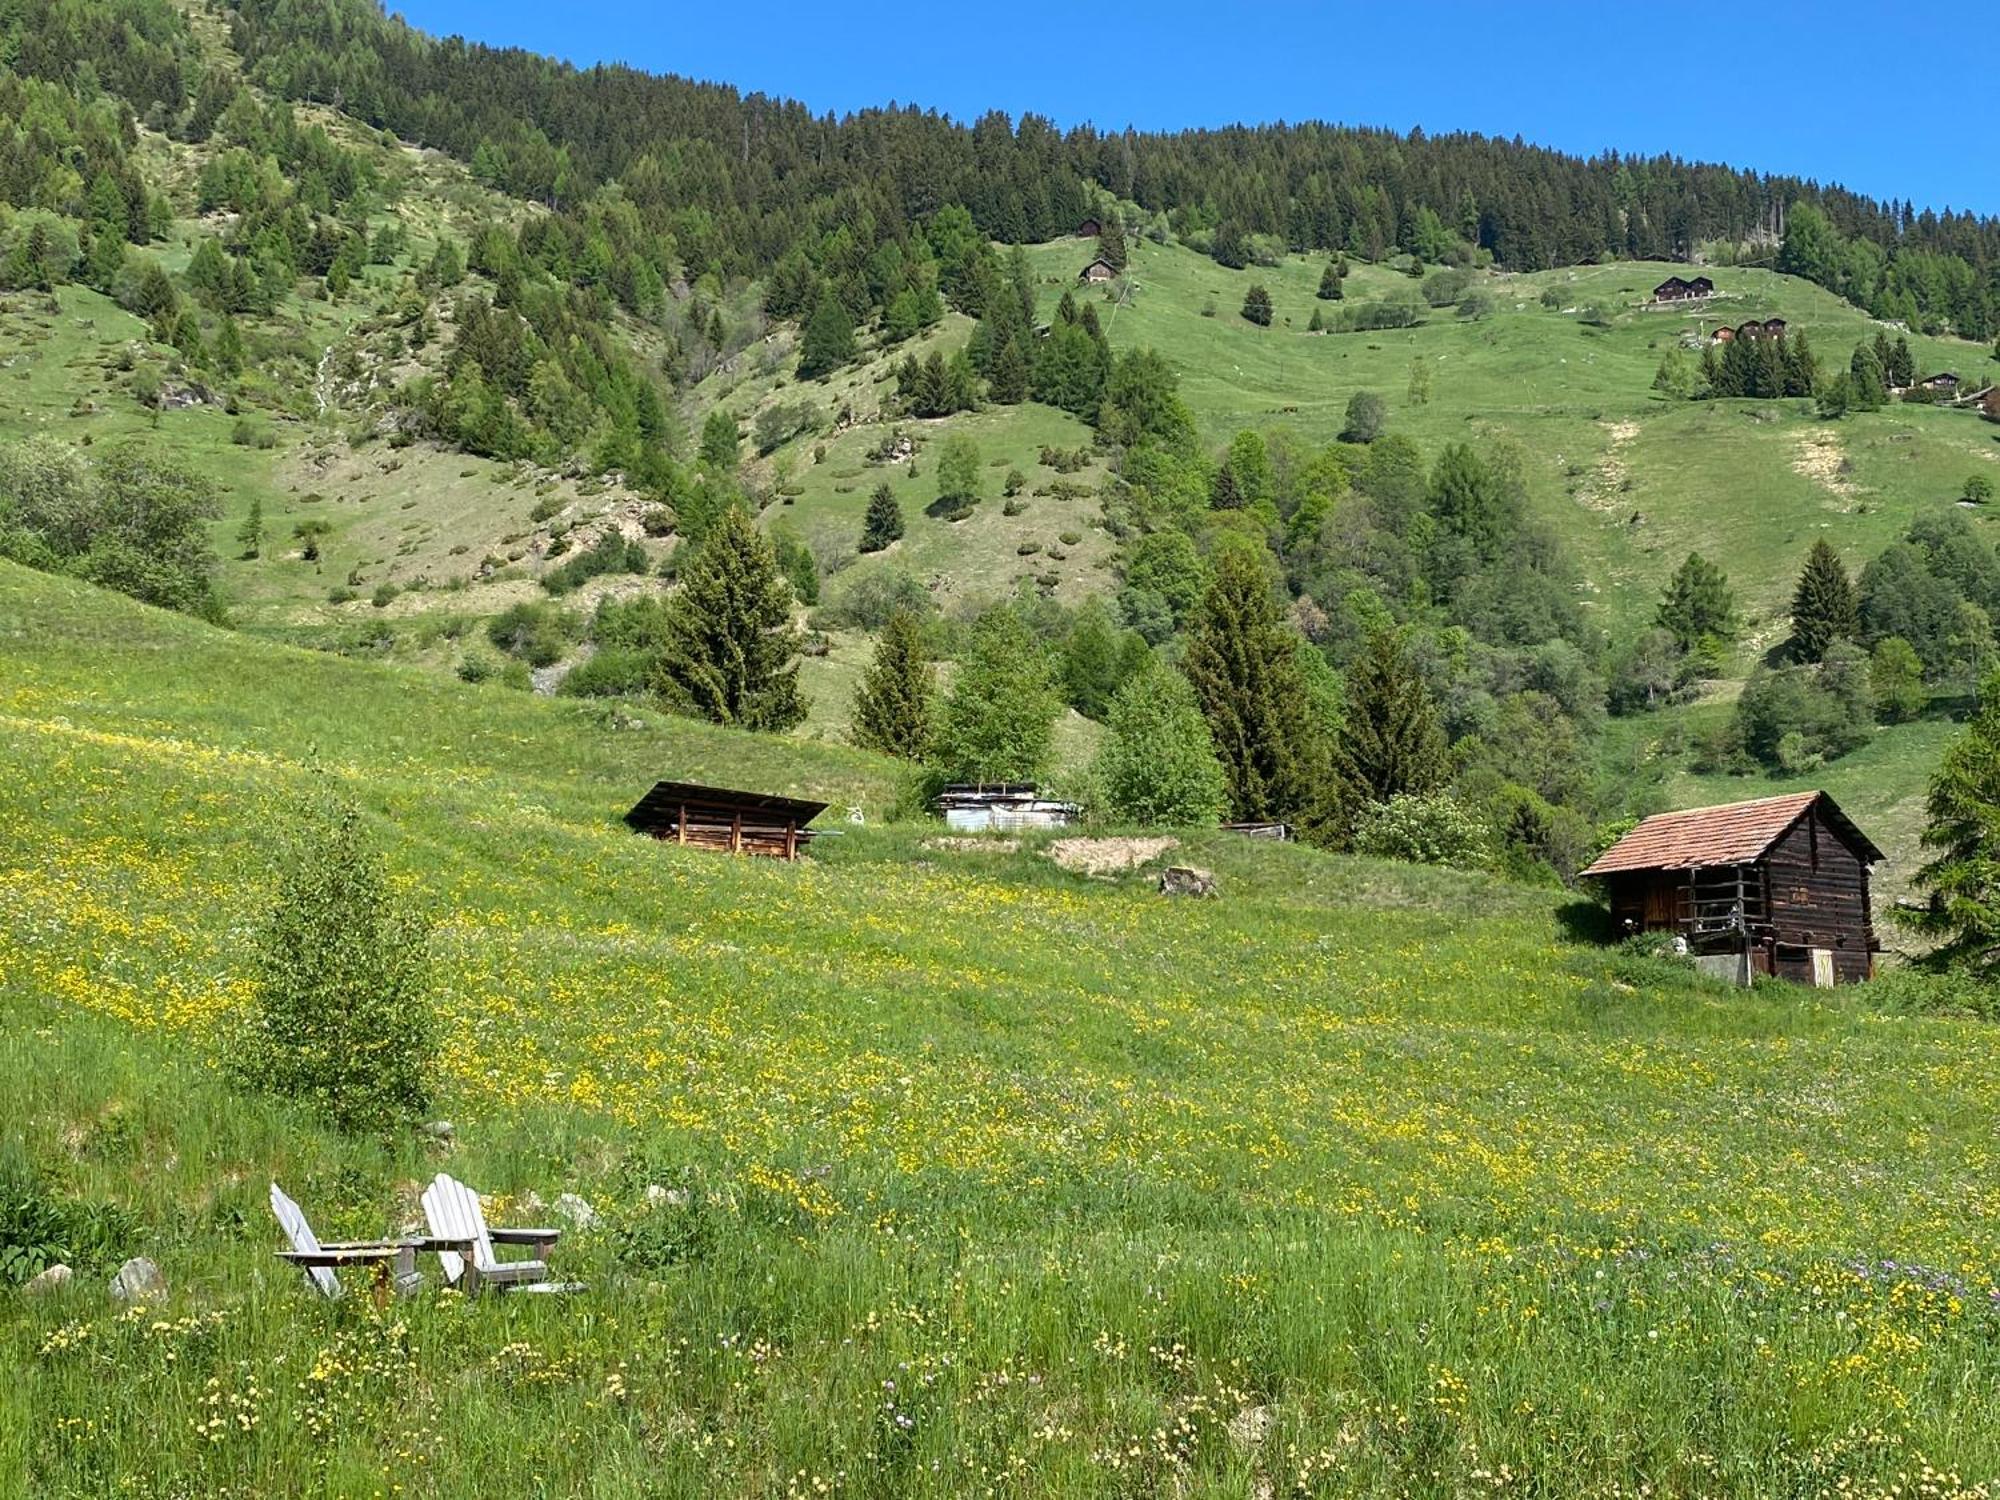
left=1762, top=809, right=1874, bottom=946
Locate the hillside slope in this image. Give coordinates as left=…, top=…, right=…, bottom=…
left=7, top=560, right=2000, bottom=1490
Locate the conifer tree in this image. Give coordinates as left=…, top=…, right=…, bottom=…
left=797, top=293, right=856, bottom=378
left=1656, top=552, right=1738, bottom=650
left=651, top=504, right=806, bottom=731
left=698, top=406, right=740, bottom=471
left=987, top=335, right=1029, bottom=403
left=1095, top=217, right=1128, bottom=272
left=1903, top=673, right=2000, bottom=974
left=1093, top=657, right=1230, bottom=826
left=1789, top=539, right=1859, bottom=662
left=1307, top=305, right=1324, bottom=333
left=1181, top=547, right=1333, bottom=830
left=859, top=482, right=904, bottom=553
left=236, top=496, right=263, bottom=559
left=1317, top=262, right=1342, bottom=300
left=851, top=607, right=934, bottom=759
left=1242, top=284, right=1274, bottom=326
left=1334, top=624, right=1448, bottom=807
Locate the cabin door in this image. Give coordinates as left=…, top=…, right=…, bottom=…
left=1810, top=948, right=1835, bottom=988
left=1642, top=878, right=1679, bottom=930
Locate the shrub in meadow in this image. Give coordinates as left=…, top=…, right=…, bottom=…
left=237, top=793, right=436, bottom=1132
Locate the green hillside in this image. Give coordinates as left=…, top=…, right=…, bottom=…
left=8, top=560, right=2000, bottom=1493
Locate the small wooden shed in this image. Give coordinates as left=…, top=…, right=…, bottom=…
left=937, top=783, right=1080, bottom=833
left=624, top=780, right=827, bottom=860
left=1079, top=257, right=1117, bottom=284
left=1076, top=216, right=1103, bottom=238
left=1581, top=791, right=1883, bottom=985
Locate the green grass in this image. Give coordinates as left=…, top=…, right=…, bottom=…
left=8, top=562, right=2000, bottom=1494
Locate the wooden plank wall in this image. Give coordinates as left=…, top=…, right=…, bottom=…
left=1761, top=806, right=1876, bottom=982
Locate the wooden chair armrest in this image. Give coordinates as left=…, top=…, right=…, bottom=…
left=490, top=1227, right=561, bottom=1246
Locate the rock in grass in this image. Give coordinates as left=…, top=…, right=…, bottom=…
left=24, top=1263, right=73, bottom=1294
left=1159, top=866, right=1218, bottom=898
left=109, top=1257, right=165, bottom=1303
left=423, top=1120, right=455, bottom=1143
left=554, top=1192, right=598, bottom=1229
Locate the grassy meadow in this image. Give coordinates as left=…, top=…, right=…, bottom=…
left=7, top=560, right=2000, bottom=1495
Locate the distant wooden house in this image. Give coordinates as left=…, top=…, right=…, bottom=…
left=1581, top=791, right=1883, bottom=986
left=1711, top=324, right=1735, bottom=344
left=1652, top=275, right=1713, bottom=302
left=1076, top=217, right=1103, bottom=239
left=1921, top=372, right=1961, bottom=394
left=624, top=780, right=827, bottom=860
left=1078, top=257, right=1117, bottom=284
left=1734, top=317, right=1787, bottom=342
left=937, top=784, right=1080, bottom=833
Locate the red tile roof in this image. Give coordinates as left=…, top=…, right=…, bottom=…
left=1581, top=791, right=1881, bottom=877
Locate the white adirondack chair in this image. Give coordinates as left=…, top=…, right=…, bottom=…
left=420, top=1174, right=577, bottom=1294
left=269, top=1181, right=425, bottom=1301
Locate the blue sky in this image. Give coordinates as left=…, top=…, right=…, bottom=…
left=392, top=0, right=1994, bottom=217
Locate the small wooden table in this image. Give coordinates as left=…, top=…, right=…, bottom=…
left=277, top=1241, right=424, bottom=1308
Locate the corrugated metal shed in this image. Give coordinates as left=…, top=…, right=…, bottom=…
left=1581, top=791, right=1883, bottom=877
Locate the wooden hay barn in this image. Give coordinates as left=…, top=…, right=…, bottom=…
left=624, top=781, right=827, bottom=860
left=1078, top=256, right=1117, bottom=284
left=1581, top=791, right=1883, bottom=986
left=1076, top=216, right=1103, bottom=238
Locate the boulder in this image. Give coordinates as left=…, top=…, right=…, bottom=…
left=1159, top=866, right=1218, bottom=898
left=423, top=1119, right=455, bottom=1143
left=24, top=1263, right=72, bottom=1295
left=554, top=1192, right=599, bottom=1230
left=109, top=1256, right=165, bottom=1303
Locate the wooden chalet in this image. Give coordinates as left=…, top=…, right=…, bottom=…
left=1711, top=324, right=1735, bottom=343
left=1076, top=216, right=1103, bottom=238
left=1921, top=372, right=1961, bottom=393
left=1581, top=791, right=1883, bottom=986
left=1652, top=275, right=1714, bottom=302
left=624, top=780, right=827, bottom=860
left=1078, top=256, right=1117, bottom=284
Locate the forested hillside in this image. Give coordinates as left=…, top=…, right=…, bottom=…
left=2, top=0, right=1999, bottom=897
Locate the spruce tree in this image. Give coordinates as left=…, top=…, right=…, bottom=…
left=1317, top=262, right=1342, bottom=300
left=859, top=482, right=904, bottom=553
left=1181, top=547, right=1333, bottom=830
left=1095, top=217, right=1128, bottom=272
left=1904, top=673, right=2000, bottom=974
left=1242, top=284, right=1274, bottom=326
left=651, top=504, right=807, bottom=730
left=797, top=293, right=856, bottom=378
left=851, top=607, right=934, bottom=760
left=236, top=496, right=263, bottom=559
left=988, top=334, right=1029, bottom=403
left=1334, top=625, right=1448, bottom=807
left=1790, top=539, right=1859, bottom=662
left=698, top=407, right=740, bottom=471
left=1093, top=657, right=1230, bottom=826
left=1656, top=552, right=1738, bottom=650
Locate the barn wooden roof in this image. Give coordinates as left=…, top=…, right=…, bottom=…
left=1581, top=791, right=1883, bottom=877
left=624, top=780, right=828, bottom=830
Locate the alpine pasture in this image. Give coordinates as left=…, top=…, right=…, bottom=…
left=5, top=562, right=2000, bottom=1495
